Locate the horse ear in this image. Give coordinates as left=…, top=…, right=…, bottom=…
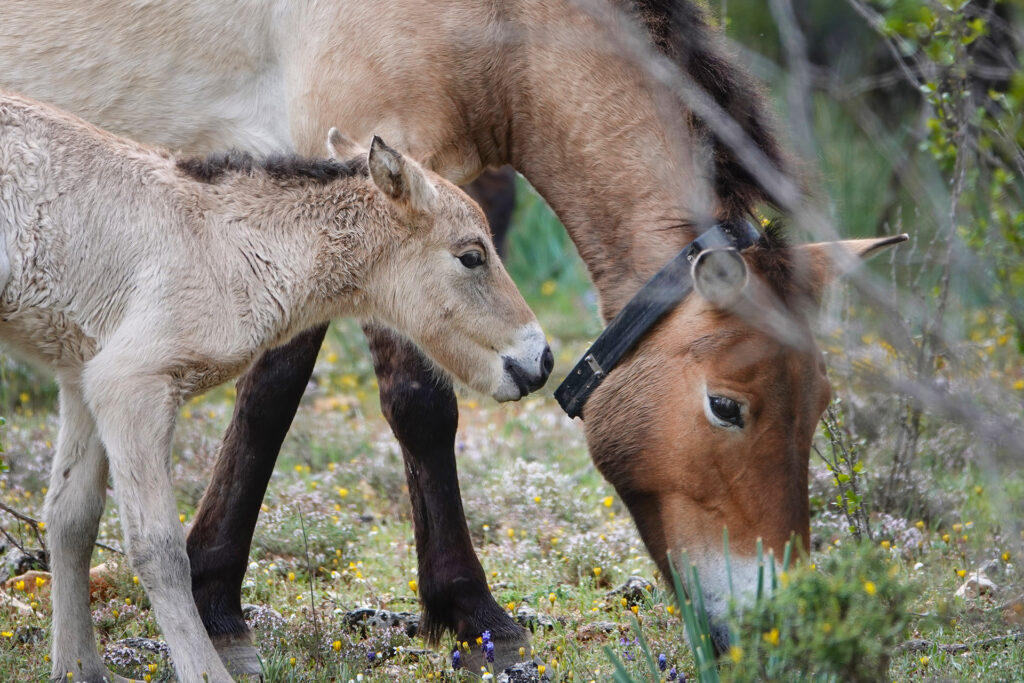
left=795, top=234, right=909, bottom=296
left=367, top=135, right=437, bottom=214
left=326, top=127, right=363, bottom=159
left=692, top=248, right=748, bottom=309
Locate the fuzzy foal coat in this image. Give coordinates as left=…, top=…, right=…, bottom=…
left=0, top=90, right=546, bottom=682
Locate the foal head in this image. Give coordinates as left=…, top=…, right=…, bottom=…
left=332, top=131, right=553, bottom=402
left=583, top=229, right=905, bottom=649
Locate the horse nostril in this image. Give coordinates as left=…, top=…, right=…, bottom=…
left=540, top=345, right=554, bottom=380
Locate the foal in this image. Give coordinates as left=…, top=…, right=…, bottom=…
left=0, top=90, right=551, bottom=682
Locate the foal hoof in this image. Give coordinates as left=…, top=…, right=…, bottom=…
left=211, top=632, right=263, bottom=678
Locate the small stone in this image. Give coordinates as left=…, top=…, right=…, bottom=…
left=343, top=607, right=420, bottom=637
left=954, top=570, right=998, bottom=599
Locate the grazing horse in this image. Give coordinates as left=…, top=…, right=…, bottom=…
left=0, top=90, right=550, bottom=682
left=0, top=0, right=904, bottom=670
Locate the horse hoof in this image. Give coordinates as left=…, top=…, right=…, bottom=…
left=211, top=632, right=263, bottom=677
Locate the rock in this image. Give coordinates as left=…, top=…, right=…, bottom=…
left=0, top=591, right=33, bottom=614
left=3, top=569, right=50, bottom=593
left=104, top=637, right=170, bottom=680
left=575, top=621, right=623, bottom=642
left=2, top=546, right=46, bottom=578
left=955, top=569, right=998, bottom=599
left=606, top=576, right=655, bottom=606
left=514, top=605, right=555, bottom=632
left=12, top=625, right=44, bottom=643
left=498, top=660, right=551, bottom=683
left=87, top=561, right=120, bottom=602
left=343, top=607, right=419, bottom=637
left=242, top=603, right=286, bottom=631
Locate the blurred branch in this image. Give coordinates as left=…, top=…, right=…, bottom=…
left=0, top=500, right=46, bottom=553
left=768, top=0, right=816, bottom=160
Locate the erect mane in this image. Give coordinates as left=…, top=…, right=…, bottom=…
left=177, top=150, right=368, bottom=185
left=627, top=0, right=791, bottom=217
left=745, top=220, right=814, bottom=308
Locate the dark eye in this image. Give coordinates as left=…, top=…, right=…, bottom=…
left=458, top=250, right=486, bottom=269
left=708, top=395, right=743, bottom=428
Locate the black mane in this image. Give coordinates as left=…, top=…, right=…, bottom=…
left=629, top=0, right=792, bottom=216
left=177, top=150, right=368, bottom=185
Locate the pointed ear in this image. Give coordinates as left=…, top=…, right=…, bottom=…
left=795, top=234, right=909, bottom=296
left=367, top=135, right=437, bottom=213
left=326, top=127, right=363, bottom=159
left=692, top=248, right=748, bottom=309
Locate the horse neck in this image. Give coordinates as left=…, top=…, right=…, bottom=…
left=498, top=0, right=720, bottom=320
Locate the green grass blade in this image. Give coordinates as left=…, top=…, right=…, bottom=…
left=603, top=644, right=637, bottom=683
left=630, top=615, right=662, bottom=682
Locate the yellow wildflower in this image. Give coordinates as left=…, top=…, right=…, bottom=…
left=729, top=645, right=743, bottom=663
left=762, top=628, right=780, bottom=646
left=863, top=581, right=877, bottom=596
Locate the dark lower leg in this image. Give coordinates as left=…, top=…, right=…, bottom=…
left=462, top=166, right=517, bottom=258
left=366, top=324, right=527, bottom=651
left=187, top=324, right=328, bottom=638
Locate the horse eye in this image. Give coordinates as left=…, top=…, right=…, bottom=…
left=708, top=395, right=744, bottom=428
left=458, top=250, right=486, bottom=269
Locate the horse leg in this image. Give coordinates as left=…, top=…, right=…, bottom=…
left=44, top=377, right=131, bottom=683
left=185, top=324, right=327, bottom=674
left=366, top=324, right=530, bottom=673
left=463, top=166, right=517, bottom=259
left=84, top=356, right=233, bottom=683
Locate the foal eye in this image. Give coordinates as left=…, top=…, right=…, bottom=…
left=708, top=395, right=744, bottom=428
left=458, top=250, right=486, bottom=269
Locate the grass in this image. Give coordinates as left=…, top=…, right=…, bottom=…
left=1, top=290, right=1022, bottom=681
left=1, top=185, right=1023, bottom=682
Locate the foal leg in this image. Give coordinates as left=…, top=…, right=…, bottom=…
left=84, top=359, right=233, bottom=683
left=44, top=378, right=129, bottom=683
left=186, top=324, right=327, bottom=672
left=366, top=324, right=530, bottom=673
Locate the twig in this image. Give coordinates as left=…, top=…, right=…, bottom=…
left=900, top=631, right=1024, bottom=654
left=0, top=500, right=123, bottom=556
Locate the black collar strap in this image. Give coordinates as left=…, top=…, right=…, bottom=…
left=554, top=220, right=761, bottom=419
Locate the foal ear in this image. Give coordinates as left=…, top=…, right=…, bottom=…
left=692, top=247, right=748, bottom=309
left=368, top=135, right=438, bottom=214
left=326, top=127, right=363, bottom=159
left=794, top=234, right=909, bottom=296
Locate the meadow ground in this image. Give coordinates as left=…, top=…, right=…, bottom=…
left=1, top=271, right=1022, bottom=681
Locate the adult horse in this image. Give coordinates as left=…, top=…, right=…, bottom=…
left=1, top=0, right=901, bottom=672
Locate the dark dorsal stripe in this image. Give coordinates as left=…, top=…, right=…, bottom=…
left=177, top=150, right=368, bottom=185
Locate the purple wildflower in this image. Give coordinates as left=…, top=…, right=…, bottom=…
left=658, top=653, right=667, bottom=671
left=482, top=630, right=492, bottom=645
left=484, top=641, right=495, bottom=663
left=452, top=649, right=462, bottom=670
left=668, top=666, right=678, bottom=681
left=366, top=650, right=376, bottom=663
